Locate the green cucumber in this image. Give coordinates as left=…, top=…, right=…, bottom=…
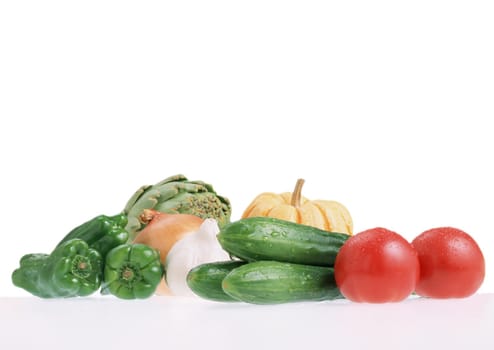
left=222, top=260, right=342, bottom=304
left=216, top=217, right=349, bottom=267
left=186, top=260, right=246, bottom=302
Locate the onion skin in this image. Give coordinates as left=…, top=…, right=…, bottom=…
left=133, top=209, right=204, bottom=263
left=132, top=209, right=204, bottom=296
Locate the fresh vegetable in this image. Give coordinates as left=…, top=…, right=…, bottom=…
left=334, top=227, right=420, bottom=303
left=132, top=209, right=204, bottom=295
left=242, top=178, right=353, bottom=235
left=186, top=260, right=246, bottom=302
left=222, top=261, right=342, bottom=304
left=56, top=213, right=129, bottom=258
left=165, top=219, right=230, bottom=296
left=133, top=209, right=204, bottom=265
left=217, top=217, right=349, bottom=267
left=123, top=174, right=231, bottom=239
left=412, top=227, right=485, bottom=298
left=11, top=254, right=49, bottom=297
left=102, top=243, right=163, bottom=299
left=12, top=239, right=103, bottom=298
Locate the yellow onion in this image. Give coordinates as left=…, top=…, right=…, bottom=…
left=132, top=209, right=203, bottom=295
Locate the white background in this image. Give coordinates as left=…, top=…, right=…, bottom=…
left=1, top=0, right=493, bottom=300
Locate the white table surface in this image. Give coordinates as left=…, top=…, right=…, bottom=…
left=2, top=293, right=493, bottom=350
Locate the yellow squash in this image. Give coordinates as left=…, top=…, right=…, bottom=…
left=242, top=179, right=353, bottom=235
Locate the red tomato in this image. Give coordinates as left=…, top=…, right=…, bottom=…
left=412, top=227, right=485, bottom=298
left=334, top=227, right=420, bottom=303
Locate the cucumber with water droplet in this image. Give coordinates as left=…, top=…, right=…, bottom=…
left=186, top=260, right=246, bottom=302
left=216, top=217, right=350, bottom=267
left=222, top=260, right=343, bottom=304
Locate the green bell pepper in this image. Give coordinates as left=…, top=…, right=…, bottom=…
left=11, top=253, right=50, bottom=297
left=56, top=213, right=129, bottom=257
left=102, top=243, right=163, bottom=299
left=12, top=239, right=103, bottom=298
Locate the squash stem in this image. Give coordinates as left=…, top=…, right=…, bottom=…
left=290, top=179, right=305, bottom=208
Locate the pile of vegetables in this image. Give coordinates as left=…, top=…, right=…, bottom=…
left=187, top=217, right=348, bottom=304
left=12, top=175, right=486, bottom=304
left=12, top=175, right=231, bottom=299
left=333, top=225, right=485, bottom=302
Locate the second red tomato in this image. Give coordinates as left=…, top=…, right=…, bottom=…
left=334, top=227, right=420, bottom=303
left=412, top=227, right=485, bottom=298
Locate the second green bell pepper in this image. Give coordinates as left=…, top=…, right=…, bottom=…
left=102, top=243, right=163, bottom=299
